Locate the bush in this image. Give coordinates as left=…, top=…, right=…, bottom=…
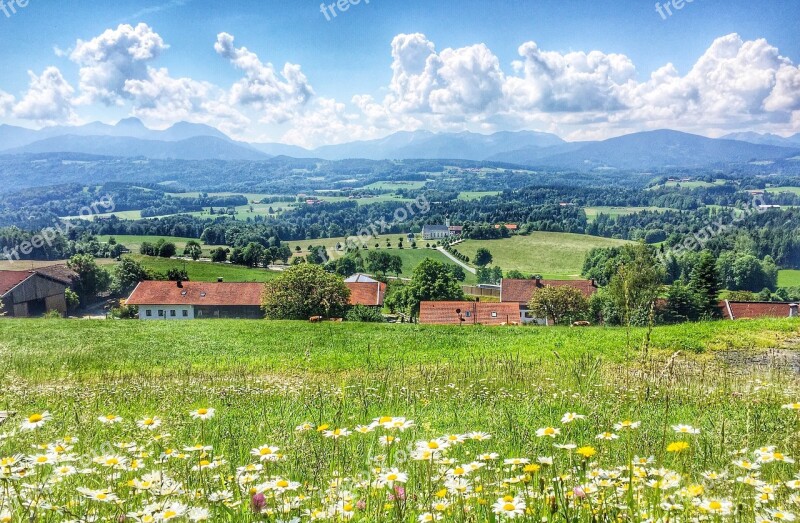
left=345, top=305, right=385, bottom=323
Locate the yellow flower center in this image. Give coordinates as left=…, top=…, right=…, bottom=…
left=197, top=408, right=208, bottom=415
left=277, top=480, right=289, bottom=488
left=503, top=503, right=516, bottom=511
left=260, top=448, right=273, bottom=455
left=709, top=501, right=722, bottom=511
left=28, top=414, right=43, bottom=423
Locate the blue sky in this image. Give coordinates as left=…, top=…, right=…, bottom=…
left=0, top=0, right=798, bottom=146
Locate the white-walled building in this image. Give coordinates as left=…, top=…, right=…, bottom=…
left=127, top=280, right=264, bottom=320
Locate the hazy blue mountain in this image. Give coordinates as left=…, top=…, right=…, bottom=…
left=508, top=130, right=800, bottom=170
left=157, top=121, right=233, bottom=142
left=250, top=142, right=314, bottom=157
left=7, top=135, right=270, bottom=161
left=720, top=131, right=800, bottom=147
left=311, top=130, right=565, bottom=160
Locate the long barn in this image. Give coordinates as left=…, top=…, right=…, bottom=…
left=0, top=266, right=76, bottom=317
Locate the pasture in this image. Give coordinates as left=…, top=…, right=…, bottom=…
left=779, top=269, right=800, bottom=288
left=458, top=232, right=631, bottom=279
left=130, top=255, right=280, bottom=283
left=0, top=318, right=798, bottom=521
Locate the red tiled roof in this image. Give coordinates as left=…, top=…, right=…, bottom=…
left=722, top=301, right=797, bottom=320
left=0, top=271, right=33, bottom=296
left=346, top=282, right=386, bottom=307
left=127, top=281, right=264, bottom=306
left=495, top=224, right=518, bottom=230
left=501, top=278, right=598, bottom=303
left=419, top=301, right=520, bottom=326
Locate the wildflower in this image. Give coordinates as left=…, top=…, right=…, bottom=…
left=322, top=428, right=351, bottom=439
left=467, top=431, right=491, bottom=441
left=535, top=426, right=560, bottom=438
left=699, top=499, right=733, bottom=515
left=561, top=412, right=586, bottom=424
left=77, top=487, right=119, bottom=503
left=137, top=417, right=162, bottom=431
left=419, top=512, right=438, bottom=522
left=20, top=411, right=51, bottom=431
left=379, top=435, right=399, bottom=446
left=667, top=441, right=690, bottom=453
left=596, top=432, right=619, bottom=441
left=576, top=446, right=597, bottom=459
left=503, top=457, right=530, bottom=466
left=672, top=424, right=700, bottom=435
left=769, top=509, right=797, bottom=521
left=782, top=403, right=800, bottom=410
left=492, top=496, right=526, bottom=519
left=190, top=408, right=215, bottom=420
left=251, top=445, right=281, bottom=462
left=295, top=422, right=314, bottom=432
left=160, top=502, right=188, bottom=520
left=188, top=508, right=210, bottom=522
left=377, top=468, right=408, bottom=487
left=613, top=420, right=641, bottom=430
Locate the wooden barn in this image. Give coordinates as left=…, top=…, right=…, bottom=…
left=0, top=266, right=77, bottom=317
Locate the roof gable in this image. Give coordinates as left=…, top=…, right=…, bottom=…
left=346, top=281, right=386, bottom=306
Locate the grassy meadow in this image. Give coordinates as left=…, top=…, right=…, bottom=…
left=1, top=318, right=799, bottom=521
left=779, top=269, right=800, bottom=288
left=131, top=255, right=280, bottom=283
left=458, top=232, right=631, bottom=279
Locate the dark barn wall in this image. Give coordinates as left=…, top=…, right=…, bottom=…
left=4, top=275, right=68, bottom=317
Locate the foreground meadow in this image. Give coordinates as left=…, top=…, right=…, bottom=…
left=1, top=319, right=799, bottom=522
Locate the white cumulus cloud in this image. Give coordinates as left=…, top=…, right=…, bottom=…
left=12, top=67, right=75, bottom=124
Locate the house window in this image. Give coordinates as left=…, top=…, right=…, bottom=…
left=145, top=309, right=152, bottom=317
left=491, top=312, right=498, bottom=318
left=170, top=310, right=176, bottom=317
left=465, top=311, right=471, bottom=318
left=182, top=310, right=188, bottom=317
left=158, top=310, right=164, bottom=317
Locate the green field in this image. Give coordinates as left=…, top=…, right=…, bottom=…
left=97, top=235, right=225, bottom=255
left=458, top=232, right=631, bottom=278
left=359, top=181, right=427, bottom=190
left=767, top=186, right=800, bottom=196
left=779, top=269, right=800, bottom=287
left=584, top=206, right=672, bottom=221
left=1, top=318, right=799, bottom=521
left=294, top=238, right=477, bottom=283
left=131, top=255, right=280, bottom=283
left=457, top=191, right=502, bottom=201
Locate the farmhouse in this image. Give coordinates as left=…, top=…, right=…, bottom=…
left=344, top=274, right=386, bottom=307
left=0, top=266, right=77, bottom=317
left=127, top=280, right=264, bottom=320
left=500, top=278, right=599, bottom=325
left=422, top=225, right=452, bottom=240
left=419, top=301, right=520, bottom=326
left=721, top=301, right=798, bottom=320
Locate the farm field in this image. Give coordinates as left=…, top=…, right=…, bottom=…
left=0, top=258, right=117, bottom=271
left=0, top=318, right=799, bottom=521
left=457, top=191, right=502, bottom=201
left=96, top=235, right=226, bottom=255
left=779, top=269, right=800, bottom=287
left=130, top=255, right=280, bottom=283
left=458, top=232, right=631, bottom=279
left=584, top=206, right=672, bottom=221
left=294, top=238, right=477, bottom=283
left=767, top=186, right=800, bottom=196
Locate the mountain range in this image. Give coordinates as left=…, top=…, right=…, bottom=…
left=1, top=118, right=799, bottom=170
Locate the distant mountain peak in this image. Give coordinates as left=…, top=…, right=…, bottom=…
left=115, top=117, right=147, bottom=130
